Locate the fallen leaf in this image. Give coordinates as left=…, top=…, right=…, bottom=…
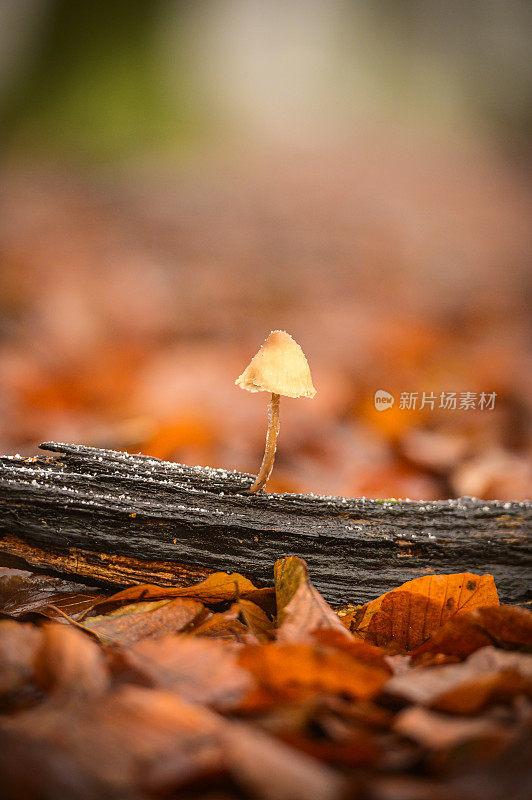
left=0, top=567, right=103, bottom=620
left=192, top=606, right=257, bottom=643
left=412, top=605, right=532, bottom=664
left=433, top=670, right=532, bottom=714
left=221, top=720, right=345, bottom=800
left=238, top=641, right=391, bottom=703
left=394, top=706, right=508, bottom=750
left=35, top=622, right=109, bottom=697
left=239, top=587, right=277, bottom=616
left=83, top=597, right=206, bottom=644
left=93, top=571, right=260, bottom=611
left=346, top=573, right=499, bottom=652
left=312, top=628, right=394, bottom=670
left=0, top=686, right=224, bottom=798
left=254, top=694, right=383, bottom=767
left=237, top=598, right=274, bottom=641
left=123, top=634, right=253, bottom=709
left=0, top=620, right=43, bottom=699
left=29, top=593, right=105, bottom=623
left=193, top=599, right=273, bottom=643
left=274, top=557, right=350, bottom=642
left=385, top=646, right=532, bottom=713
left=445, top=725, right=532, bottom=800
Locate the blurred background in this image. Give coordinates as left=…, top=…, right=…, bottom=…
left=0, top=0, right=530, bottom=500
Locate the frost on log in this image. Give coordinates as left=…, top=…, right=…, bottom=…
left=0, top=442, right=530, bottom=605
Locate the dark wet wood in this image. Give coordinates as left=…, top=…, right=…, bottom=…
left=0, top=443, right=530, bottom=605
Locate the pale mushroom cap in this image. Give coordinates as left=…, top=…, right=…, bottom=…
left=235, top=330, right=316, bottom=399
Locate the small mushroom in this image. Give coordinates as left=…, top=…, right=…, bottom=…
left=235, top=330, right=316, bottom=493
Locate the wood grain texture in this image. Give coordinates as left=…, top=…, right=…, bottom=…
left=0, top=442, right=530, bottom=605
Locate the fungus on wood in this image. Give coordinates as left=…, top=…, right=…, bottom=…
left=0, top=442, right=530, bottom=606
left=236, top=331, right=316, bottom=492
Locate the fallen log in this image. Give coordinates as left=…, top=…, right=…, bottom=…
left=0, top=442, right=530, bottom=605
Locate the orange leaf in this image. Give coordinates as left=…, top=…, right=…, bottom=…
left=237, top=599, right=274, bottom=642
left=412, top=605, right=532, bottom=664
left=192, top=600, right=273, bottom=644
left=433, top=671, right=532, bottom=714
left=345, top=573, right=499, bottom=652
left=192, top=605, right=256, bottom=643
left=238, top=641, right=391, bottom=702
left=93, top=572, right=260, bottom=611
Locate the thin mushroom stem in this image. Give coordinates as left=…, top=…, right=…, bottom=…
left=248, top=392, right=280, bottom=493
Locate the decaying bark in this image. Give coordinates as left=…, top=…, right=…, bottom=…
left=0, top=442, right=530, bottom=605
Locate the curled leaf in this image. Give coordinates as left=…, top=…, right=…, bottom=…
left=92, top=571, right=260, bottom=612
left=274, top=557, right=350, bottom=642
left=84, top=598, right=206, bottom=645
left=412, top=604, right=532, bottom=664
left=345, top=573, right=499, bottom=652
left=192, top=606, right=255, bottom=643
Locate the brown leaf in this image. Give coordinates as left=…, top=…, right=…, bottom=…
left=221, top=721, right=345, bottom=800
left=239, top=587, right=277, bottom=616
left=238, top=641, right=391, bottom=703
left=0, top=567, right=103, bottom=620
left=237, top=599, right=274, bottom=641
left=192, top=600, right=273, bottom=643
left=92, top=571, right=260, bottom=611
left=361, top=774, right=465, bottom=800
left=446, top=726, right=532, bottom=800
left=123, top=635, right=253, bottom=709
left=0, top=620, right=43, bottom=698
left=274, top=557, right=350, bottom=642
left=433, top=670, right=532, bottom=715
left=32, top=593, right=105, bottom=623
left=346, top=573, right=499, bottom=652
left=412, top=605, right=532, bottom=664
left=394, top=706, right=508, bottom=750
left=253, top=693, right=384, bottom=767
left=83, top=597, right=206, bottom=645
left=0, top=686, right=224, bottom=798
left=35, top=622, right=109, bottom=697
left=385, top=646, right=532, bottom=713
left=192, top=606, right=257, bottom=643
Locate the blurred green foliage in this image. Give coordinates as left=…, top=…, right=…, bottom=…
left=0, top=0, right=205, bottom=158
left=0, top=0, right=530, bottom=159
